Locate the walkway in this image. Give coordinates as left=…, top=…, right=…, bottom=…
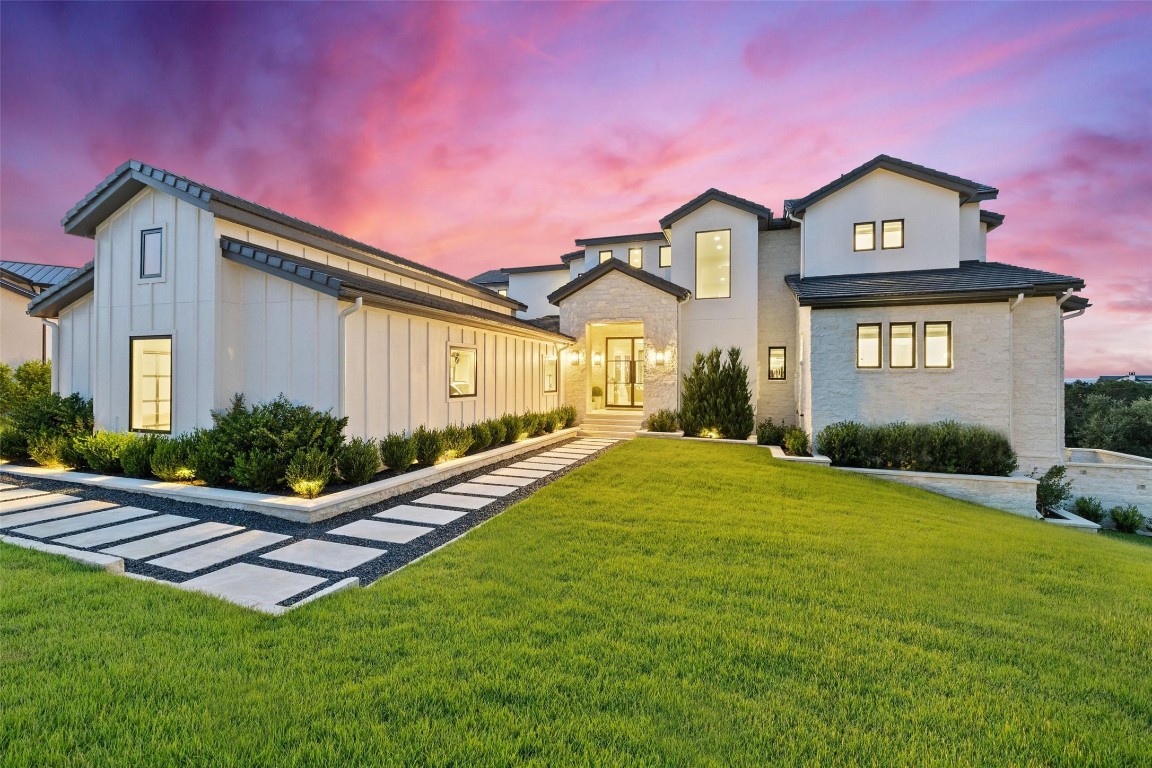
left=0, top=438, right=619, bottom=614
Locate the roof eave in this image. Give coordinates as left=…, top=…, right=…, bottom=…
left=791, top=284, right=1086, bottom=309
left=27, top=263, right=95, bottom=318
left=548, top=260, right=690, bottom=305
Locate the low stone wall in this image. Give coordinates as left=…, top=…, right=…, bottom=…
left=1064, top=448, right=1152, bottom=516
left=837, top=467, right=1040, bottom=518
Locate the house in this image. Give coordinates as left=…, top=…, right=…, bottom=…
left=1, top=261, right=78, bottom=366
left=27, top=161, right=568, bottom=437
left=469, top=257, right=573, bottom=320
left=479, top=155, right=1089, bottom=469
left=1097, top=373, right=1152, bottom=384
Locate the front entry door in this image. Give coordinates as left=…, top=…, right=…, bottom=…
left=606, top=337, right=644, bottom=408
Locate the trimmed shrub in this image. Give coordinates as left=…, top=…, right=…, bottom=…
left=1071, top=496, right=1105, bottom=523
left=557, top=404, right=577, bottom=429
left=336, top=438, right=381, bottom=485
left=1033, top=465, right=1073, bottom=515
left=679, top=347, right=754, bottom=439
left=486, top=418, right=507, bottom=446
left=286, top=448, right=333, bottom=499
left=0, top=359, right=52, bottom=425
left=0, top=425, right=20, bottom=460
left=521, top=412, right=543, bottom=438
left=546, top=409, right=567, bottom=432
left=150, top=436, right=196, bottom=482
left=27, top=434, right=72, bottom=468
left=379, top=432, right=417, bottom=471
left=413, top=426, right=445, bottom=466
left=188, top=428, right=231, bottom=487
left=74, top=431, right=134, bottom=474
left=1109, top=504, right=1145, bottom=534
left=231, top=448, right=282, bottom=492
left=6, top=392, right=93, bottom=464
left=816, top=421, right=1017, bottom=476
left=501, top=414, right=525, bottom=443
left=440, top=424, right=474, bottom=461
left=782, top=427, right=810, bottom=457
left=755, top=418, right=786, bottom=446
left=470, top=422, right=493, bottom=453
left=120, top=434, right=159, bottom=478
left=646, top=409, right=680, bottom=433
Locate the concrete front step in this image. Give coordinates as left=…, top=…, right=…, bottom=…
left=578, top=428, right=638, bottom=439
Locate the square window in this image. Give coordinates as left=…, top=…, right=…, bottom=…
left=599, top=250, right=613, bottom=264
left=543, top=353, right=558, bottom=393
left=141, top=228, right=163, bottom=278
left=925, top=322, right=952, bottom=368
left=628, top=247, right=643, bottom=268
left=449, top=346, right=478, bottom=398
left=131, top=336, right=172, bottom=432
left=856, top=324, right=881, bottom=368
left=882, top=219, right=904, bottom=249
left=854, top=222, right=875, bottom=252
left=768, top=347, right=786, bottom=380
left=695, top=229, right=730, bottom=299
left=497, top=288, right=508, bottom=297
left=659, top=245, right=672, bottom=268
left=889, top=323, right=916, bottom=368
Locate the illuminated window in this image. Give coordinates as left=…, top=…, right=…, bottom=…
left=925, top=322, right=952, bottom=368
left=141, top=228, right=163, bottom=278
left=768, top=347, right=786, bottom=380
left=854, top=222, right=875, bottom=252
left=856, top=324, right=881, bottom=368
left=695, top=229, right=730, bottom=299
left=882, top=219, right=904, bottom=250
left=130, top=336, right=172, bottom=432
left=628, top=247, right=643, bottom=268
left=543, top=353, right=558, bottom=393
left=599, top=250, right=613, bottom=264
left=659, top=245, right=671, bottom=267
left=449, top=346, right=477, bottom=398
left=497, top=288, right=508, bottom=297
left=889, top=323, right=915, bottom=368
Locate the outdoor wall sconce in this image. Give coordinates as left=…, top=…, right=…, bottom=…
left=654, top=349, right=666, bottom=366
left=569, top=349, right=585, bottom=366
left=592, top=351, right=603, bottom=367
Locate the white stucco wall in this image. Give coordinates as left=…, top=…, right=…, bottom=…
left=53, top=294, right=93, bottom=398
left=567, top=255, right=586, bottom=282
left=959, top=203, right=987, bottom=262
left=0, top=287, right=47, bottom=367
left=582, top=238, right=671, bottom=282
left=802, top=169, right=961, bottom=277
left=757, top=228, right=801, bottom=425
left=507, top=268, right=567, bottom=319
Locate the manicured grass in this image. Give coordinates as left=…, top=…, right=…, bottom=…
left=1101, top=529, right=1152, bottom=548
left=2, top=440, right=1150, bottom=766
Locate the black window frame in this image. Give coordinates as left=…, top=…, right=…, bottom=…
left=448, top=344, right=479, bottom=399
left=888, top=322, right=917, bottom=368
left=856, top=323, right=882, bottom=369
left=767, top=346, right=787, bottom=380
left=881, top=219, right=905, bottom=250
left=853, top=222, right=876, bottom=252
left=659, top=245, right=672, bottom=268
left=599, top=249, right=613, bottom=264
left=924, top=321, right=953, bottom=369
left=694, top=228, right=732, bottom=300
left=627, top=247, right=643, bottom=268
left=140, top=227, right=164, bottom=279
left=129, top=334, right=173, bottom=434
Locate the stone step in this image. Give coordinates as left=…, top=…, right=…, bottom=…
left=578, top=428, right=637, bottom=439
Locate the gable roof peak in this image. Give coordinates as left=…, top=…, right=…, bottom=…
left=658, top=188, right=773, bottom=231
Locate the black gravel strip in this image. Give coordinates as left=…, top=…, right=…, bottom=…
left=0, top=438, right=619, bottom=600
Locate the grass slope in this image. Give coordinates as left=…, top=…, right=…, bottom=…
left=2, top=440, right=1150, bottom=766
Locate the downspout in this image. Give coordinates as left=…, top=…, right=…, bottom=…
left=337, top=297, right=363, bottom=420
left=41, top=319, right=59, bottom=392
left=788, top=212, right=804, bottom=275
left=1057, top=288, right=1076, bottom=308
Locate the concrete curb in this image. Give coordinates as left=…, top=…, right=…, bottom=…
left=1, top=534, right=125, bottom=573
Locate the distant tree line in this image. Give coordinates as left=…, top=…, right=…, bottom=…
left=1065, top=380, right=1152, bottom=459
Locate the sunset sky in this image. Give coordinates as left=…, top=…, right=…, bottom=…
left=2, top=1, right=1149, bottom=377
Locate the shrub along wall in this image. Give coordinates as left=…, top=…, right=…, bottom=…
left=817, top=420, right=1018, bottom=477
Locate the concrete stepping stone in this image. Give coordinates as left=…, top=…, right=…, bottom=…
left=373, top=504, right=468, bottom=525
left=328, top=519, right=433, bottom=544
left=470, top=474, right=535, bottom=487
left=148, top=530, right=291, bottom=573
left=508, top=462, right=557, bottom=472
left=0, top=483, right=15, bottom=490
left=0, top=493, right=82, bottom=515
left=261, top=539, right=386, bottom=572
left=12, top=506, right=155, bottom=539
left=413, top=492, right=494, bottom=510
left=491, top=467, right=550, bottom=479
left=537, top=451, right=587, bottom=458
left=179, top=563, right=326, bottom=612
left=0, top=500, right=116, bottom=529
left=518, top=458, right=574, bottom=467
left=101, top=522, right=243, bottom=560
left=55, top=514, right=196, bottom=549
left=444, top=481, right=519, bottom=497
left=0, top=488, right=47, bottom=503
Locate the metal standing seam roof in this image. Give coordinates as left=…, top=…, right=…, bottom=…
left=658, top=188, right=773, bottom=230
left=26, top=261, right=95, bottom=317
left=60, top=160, right=522, bottom=312
left=785, top=260, right=1087, bottom=308
left=0, top=261, right=80, bottom=288
left=547, top=258, right=691, bottom=305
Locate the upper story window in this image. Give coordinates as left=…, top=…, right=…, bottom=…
left=659, top=245, right=672, bottom=268
left=599, top=250, right=613, bottom=264
left=856, top=324, right=881, bottom=368
left=853, top=222, right=875, bottom=252
left=924, top=322, right=952, bottom=368
left=768, top=347, right=786, bottom=380
left=140, top=228, right=163, bottom=278
left=889, top=323, right=916, bottom=368
left=130, top=336, right=172, bottom=432
left=449, top=346, right=477, bottom=398
left=497, top=288, right=508, bottom=297
left=695, top=229, right=730, bottom=299
left=628, top=247, right=643, bottom=268
left=882, top=219, right=904, bottom=250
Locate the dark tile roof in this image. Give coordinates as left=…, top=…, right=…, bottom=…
left=219, top=238, right=564, bottom=341
left=980, top=210, right=1005, bottom=231
left=502, top=263, right=568, bottom=274
left=785, top=260, right=1086, bottom=308
left=1097, top=374, right=1152, bottom=383
left=60, top=160, right=522, bottom=312
left=547, top=258, right=690, bottom=305
left=574, top=232, right=667, bottom=247
left=658, top=189, right=773, bottom=230
left=559, top=250, right=584, bottom=263
left=469, top=268, right=508, bottom=285
left=524, top=315, right=560, bottom=334
left=0, top=261, right=80, bottom=288
left=26, top=261, right=95, bottom=317
left=786, top=155, right=999, bottom=216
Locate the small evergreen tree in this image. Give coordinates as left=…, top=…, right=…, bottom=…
left=679, top=347, right=754, bottom=439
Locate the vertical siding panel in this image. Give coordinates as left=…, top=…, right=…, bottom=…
left=389, top=315, right=410, bottom=432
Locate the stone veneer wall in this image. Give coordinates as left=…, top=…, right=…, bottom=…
left=1065, top=449, right=1152, bottom=516
left=558, top=270, right=681, bottom=424
left=838, top=467, right=1041, bottom=518
left=1010, top=296, right=1064, bottom=470
left=757, top=228, right=801, bottom=425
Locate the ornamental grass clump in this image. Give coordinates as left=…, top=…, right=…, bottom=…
left=413, top=426, right=445, bottom=466
left=336, top=438, right=381, bottom=485
left=285, top=448, right=333, bottom=499
left=379, top=432, right=417, bottom=471
left=74, top=431, right=135, bottom=474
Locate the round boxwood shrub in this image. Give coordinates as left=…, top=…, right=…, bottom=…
left=1070, top=495, right=1105, bottom=523
left=336, top=438, right=381, bottom=485
left=1109, top=504, right=1145, bottom=533
left=379, top=432, right=416, bottom=471
left=74, top=431, right=134, bottom=475
left=150, top=436, right=196, bottom=482
left=286, top=447, right=333, bottom=499
left=413, top=426, right=445, bottom=466
left=120, top=434, right=159, bottom=479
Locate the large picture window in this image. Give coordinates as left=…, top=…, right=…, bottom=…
left=543, top=353, right=558, bottom=393
left=140, top=228, right=163, bottom=278
left=695, top=229, right=730, bottom=299
left=628, top=247, right=643, bottom=268
left=659, top=245, right=672, bottom=268
left=130, top=336, right=172, bottom=432
left=856, top=324, right=881, bottom=368
left=768, top=347, right=786, bottom=380
left=924, top=322, right=952, bottom=368
left=889, top=323, right=916, bottom=368
left=449, top=346, right=478, bottom=398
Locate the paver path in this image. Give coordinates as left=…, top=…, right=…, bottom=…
left=0, top=438, right=618, bottom=613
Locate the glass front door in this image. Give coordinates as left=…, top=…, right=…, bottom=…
left=606, top=337, right=644, bottom=408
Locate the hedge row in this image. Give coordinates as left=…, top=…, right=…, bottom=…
left=816, top=420, right=1017, bottom=476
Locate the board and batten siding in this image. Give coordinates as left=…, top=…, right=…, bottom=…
left=54, top=293, right=94, bottom=398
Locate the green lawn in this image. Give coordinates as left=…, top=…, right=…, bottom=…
left=2, top=440, right=1150, bottom=767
